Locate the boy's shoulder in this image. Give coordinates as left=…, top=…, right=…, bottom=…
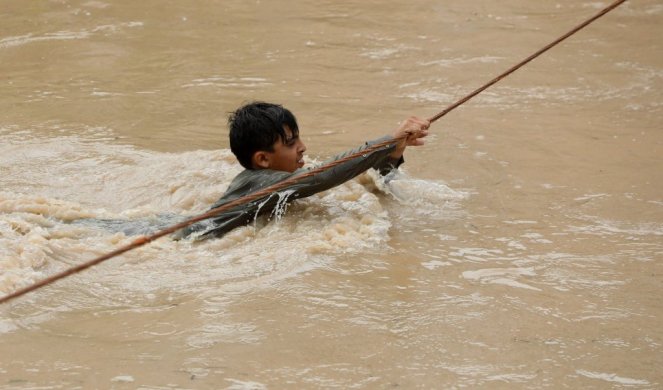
left=216, top=168, right=293, bottom=207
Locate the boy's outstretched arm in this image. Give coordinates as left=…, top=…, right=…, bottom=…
left=389, top=116, right=431, bottom=160
left=179, top=115, right=431, bottom=240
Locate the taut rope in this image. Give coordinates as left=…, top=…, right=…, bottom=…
left=0, top=0, right=627, bottom=305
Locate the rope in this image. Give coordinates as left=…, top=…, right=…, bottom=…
left=0, top=0, right=627, bottom=305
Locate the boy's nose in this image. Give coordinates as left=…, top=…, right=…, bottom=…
left=298, top=140, right=307, bottom=153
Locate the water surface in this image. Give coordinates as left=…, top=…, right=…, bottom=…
left=1, top=0, right=661, bottom=388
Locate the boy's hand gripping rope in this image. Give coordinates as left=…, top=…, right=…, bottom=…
left=0, top=0, right=627, bottom=305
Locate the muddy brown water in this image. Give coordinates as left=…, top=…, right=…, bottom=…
left=1, top=0, right=661, bottom=388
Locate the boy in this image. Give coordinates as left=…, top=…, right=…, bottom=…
left=177, top=102, right=430, bottom=240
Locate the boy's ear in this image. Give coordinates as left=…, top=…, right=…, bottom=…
left=251, top=151, right=271, bottom=169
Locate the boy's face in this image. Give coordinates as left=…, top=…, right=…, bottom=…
left=261, top=126, right=307, bottom=172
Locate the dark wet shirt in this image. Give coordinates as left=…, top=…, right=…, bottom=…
left=176, top=136, right=403, bottom=240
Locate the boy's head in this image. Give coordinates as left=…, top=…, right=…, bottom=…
left=229, top=102, right=306, bottom=172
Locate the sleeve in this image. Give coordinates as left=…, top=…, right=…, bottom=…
left=281, top=135, right=402, bottom=198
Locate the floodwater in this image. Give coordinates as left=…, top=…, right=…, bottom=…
left=1, top=0, right=661, bottom=388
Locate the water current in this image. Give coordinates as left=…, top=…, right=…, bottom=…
left=1, top=0, right=661, bottom=388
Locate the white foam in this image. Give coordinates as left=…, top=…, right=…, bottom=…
left=462, top=268, right=541, bottom=291
left=225, top=379, right=267, bottom=390
left=576, top=370, right=649, bottom=386
left=486, top=373, right=537, bottom=382
left=421, top=260, right=451, bottom=270
left=418, top=56, right=503, bottom=67
left=187, top=323, right=263, bottom=348
left=371, top=170, right=467, bottom=219
left=181, top=76, right=272, bottom=89
left=568, top=217, right=663, bottom=237
left=574, top=193, right=609, bottom=201
left=503, top=220, right=537, bottom=225
left=110, top=375, right=135, bottom=383
left=0, top=32, right=91, bottom=49
left=0, top=22, right=142, bottom=49
left=403, top=89, right=455, bottom=103
left=0, top=131, right=426, bottom=306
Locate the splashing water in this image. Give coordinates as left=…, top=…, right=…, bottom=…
left=0, top=130, right=464, bottom=307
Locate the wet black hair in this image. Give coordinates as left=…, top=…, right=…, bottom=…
left=228, top=101, right=300, bottom=169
